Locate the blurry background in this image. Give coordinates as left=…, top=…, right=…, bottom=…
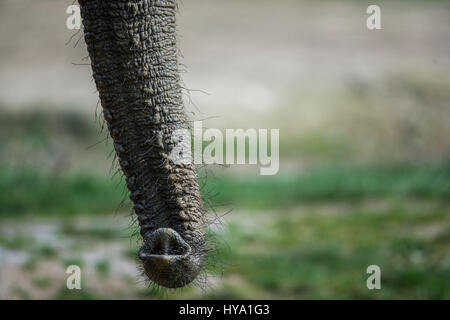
left=0, top=0, right=449, bottom=299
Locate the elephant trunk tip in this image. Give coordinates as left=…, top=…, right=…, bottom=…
left=139, top=228, right=205, bottom=288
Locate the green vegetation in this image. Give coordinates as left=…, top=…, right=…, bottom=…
left=35, top=244, right=58, bottom=258
left=63, top=257, right=84, bottom=268
left=32, top=277, right=52, bottom=289
left=0, top=234, right=34, bottom=250
left=95, top=259, right=111, bottom=277
left=209, top=162, right=450, bottom=209
left=1, top=162, right=448, bottom=216
left=202, top=202, right=450, bottom=299
left=60, top=222, right=124, bottom=239
left=0, top=166, right=129, bottom=216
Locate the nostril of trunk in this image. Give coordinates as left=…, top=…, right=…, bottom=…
left=138, top=228, right=204, bottom=288
left=139, top=228, right=191, bottom=258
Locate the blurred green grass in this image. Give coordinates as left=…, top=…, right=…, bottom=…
left=210, top=162, right=450, bottom=208
left=206, top=201, right=450, bottom=299
left=0, top=166, right=128, bottom=216
left=1, top=162, right=449, bottom=217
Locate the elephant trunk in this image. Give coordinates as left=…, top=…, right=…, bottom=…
left=79, top=0, right=206, bottom=288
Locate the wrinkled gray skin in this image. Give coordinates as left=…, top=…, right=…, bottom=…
left=78, top=0, right=206, bottom=288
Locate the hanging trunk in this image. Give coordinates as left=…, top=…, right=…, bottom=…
left=79, top=0, right=205, bottom=288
